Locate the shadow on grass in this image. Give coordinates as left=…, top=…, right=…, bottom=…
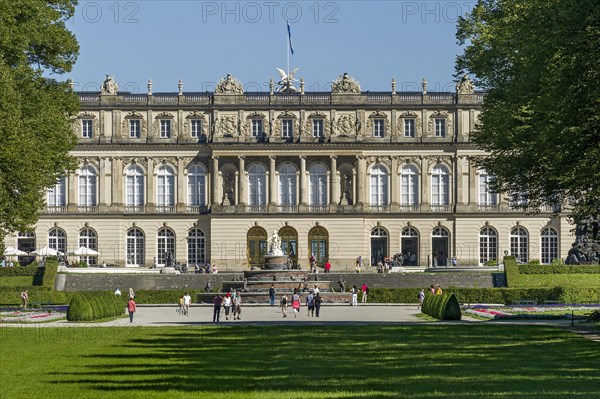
left=40, top=325, right=600, bottom=398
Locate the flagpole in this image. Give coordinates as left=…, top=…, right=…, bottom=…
left=286, top=19, right=290, bottom=77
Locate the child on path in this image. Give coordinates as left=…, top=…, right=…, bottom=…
left=127, top=297, right=136, bottom=323
left=20, top=289, right=28, bottom=309
left=292, top=289, right=301, bottom=318
left=418, top=289, right=425, bottom=309
left=177, top=294, right=184, bottom=315
left=280, top=294, right=288, bottom=318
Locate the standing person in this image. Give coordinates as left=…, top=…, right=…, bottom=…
left=451, top=256, right=457, bottom=267
left=114, top=287, right=121, bottom=296
left=324, top=261, right=331, bottom=273
left=430, top=284, right=436, bottom=295
left=233, top=290, right=242, bottom=320
left=361, top=283, right=369, bottom=303
left=269, top=284, right=276, bottom=306
left=351, top=285, right=358, bottom=306
left=127, top=297, right=136, bottom=323
left=435, top=285, right=443, bottom=295
left=20, top=289, right=28, bottom=309
left=292, top=289, right=301, bottom=318
left=306, top=291, right=315, bottom=317
left=183, top=292, right=192, bottom=316
left=177, top=294, right=184, bottom=315
left=212, top=294, right=223, bottom=323
left=128, top=287, right=135, bottom=300
left=223, top=292, right=232, bottom=320
left=314, top=292, right=322, bottom=317
left=313, top=284, right=320, bottom=295
left=152, top=256, right=158, bottom=269
left=418, top=289, right=426, bottom=309
left=280, top=294, right=288, bottom=318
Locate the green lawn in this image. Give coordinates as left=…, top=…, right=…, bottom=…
left=1, top=325, right=598, bottom=398
left=513, top=273, right=600, bottom=288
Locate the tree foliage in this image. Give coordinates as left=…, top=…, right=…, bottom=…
left=456, top=0, right=600, bottom=227
left=0, top=1, right=79, bottom=250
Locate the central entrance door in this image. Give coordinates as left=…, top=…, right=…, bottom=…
left=431, top=227, right=450, bottom=266
left=370, top=227, right=388, bottom=266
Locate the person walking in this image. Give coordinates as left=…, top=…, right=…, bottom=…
left=223, top=292, right=232, bottom=320
left=269, top=284, right=276, bottom=306
left=20, top=289, right=28, bottom=309
left=128, top=287, right=135, bottom=300
left=292, top=289, right=301, bottom=318
left=233, top=290, right=242, bottom=320
left=127, top=297, right=136, bottom=323
left=183, top=292, right=192, bottom=316
left=418, top=288, right=426, bottom=309
left=306, top=291, right=315, bottom=317
left=324, top=261, right=331, bottom=273
left=361, top=283, right=369, bottom=304
left=314, top=292, right=322, bottom=317
left=212, top=294, right=223, bottom=323
left=177, top=294, right=184, bottom=315
left=280, top=294, right=288, bottom=318
left=351, top=285, right=358, bottom=306
left=435, top=285, right=443, bottom=295
left=430, top=284, right=436, bottom=295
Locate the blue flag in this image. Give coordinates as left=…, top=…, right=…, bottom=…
left=287, top=21, right=294, bottom=55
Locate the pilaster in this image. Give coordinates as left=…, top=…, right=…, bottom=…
left=330, top=156, right=339, bottom=208
left=238, top=156, right=246, bottom=206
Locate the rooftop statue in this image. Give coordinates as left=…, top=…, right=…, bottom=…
left=101, top=75, right=119, bottom=95
left=276, top=67, right=300, bottom=93
left=215, top=74, right=243, bottom=94
left=332, top=72, right=361, bottom=94
left=456, top=74, right=474, bottom=95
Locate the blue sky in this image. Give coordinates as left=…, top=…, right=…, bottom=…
left=65, top=0, right=476, bottom=93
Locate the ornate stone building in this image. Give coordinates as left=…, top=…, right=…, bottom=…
left=4, top=74, right=573, bottom=269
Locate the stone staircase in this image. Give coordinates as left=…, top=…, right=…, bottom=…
left=196, top=269, right=352, bottom=304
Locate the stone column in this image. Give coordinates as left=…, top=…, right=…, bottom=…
left=238, top=156, right=246, bottom=207
left=146, top=158, right=155, bottom=212
left=176, top=157, right=185, bottom=212
left=421, top=157, right=430, bottom=211
left=356, top=156, right=367, bottom=208
left=112, top=158, right=123, bottom=207
left=67, top=173, right=77, bottom=212
left=330, top=156, right=338, bottom=207
left=455, top=156, right=468, bottom=212
left=299, top=156, right=308, bottom=210
left=269, top=156, right=277, bottom=207
left=98, top=158, right=108, bottom=211
left=390, top=156, right=399, bottom=208
left=212, top=157, right=220, bottom=205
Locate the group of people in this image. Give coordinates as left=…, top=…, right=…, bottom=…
left=280, top=287, right=323, bottom=318
left=349, top=283, right=369, bottom=306
left=114, top=287, right=137, bottom=322
left=177, top=292, right=192, bottom=316
left=1, top=259, right=16, bottom=267
left=212, top=290, right=242, bottom=322
left=417, top=284, right=444, bottom=308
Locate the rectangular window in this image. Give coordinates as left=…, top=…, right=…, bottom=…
left=404, top=119, right=415, bottom=138
left=251, top=119, right=263, bottom=137
left=129, top=120, right=141, bottom=139
left=281, top=119, right=293, bottom=138
left=373, top=119, right=385, bottom=138
left=312, top=119, right=324, bottom=138
left=190, top=119, right=202, bottom=138
left=81, top=120, right=93, bottom=138
left=434, top=118, right=446, bottom=137
left=479, top=174, right=498, bottom=205
left=160, top=120, right=171, bottom=138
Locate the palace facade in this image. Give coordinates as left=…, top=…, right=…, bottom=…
left=4, top=73, right=573, bottom=270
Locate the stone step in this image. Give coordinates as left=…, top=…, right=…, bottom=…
left=223, top=281, right=333, bottom=291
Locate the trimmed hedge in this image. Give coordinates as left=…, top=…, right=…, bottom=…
left=0, top=287, right=70, bottom=306
left=369, top=287, right=600, bottom=305
left=0, top=263, right=39, bottom=277
left=42, top=257, right=59, bottom=288
left=67, top=292, right=125, bottom=322
left=421, top=293, right=461, bottom=320
left=519, top=264, right=600, bottom=274
left=504, top=256, right=520, bottom=287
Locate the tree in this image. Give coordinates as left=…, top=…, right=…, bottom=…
left=456, top=0, right=600, bottom=230
left=0, top=1, right=79, bottom=252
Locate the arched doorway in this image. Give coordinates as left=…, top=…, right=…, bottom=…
left=126, top=228, right=144, bottom=267
left=370, top=227, right=388, bottom=266
left=431, top=226, right=450, bottom=266
left=17, top=231, right=35, bottom=265
left=79, top=228, right=98, bottom=266
left=157, top=228, right=176, bottom=265
left=401, top=227, right=419, bottom=266
left=278, top=226, right=298, bottom=267
left=247, top=226, right=267, bottom=268
left=308, top=226, right=328, bottom=267
left=187, top=228, right=206, bottom=265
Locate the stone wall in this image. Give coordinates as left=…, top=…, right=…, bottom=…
left=56, top=271, right=499, bottom=292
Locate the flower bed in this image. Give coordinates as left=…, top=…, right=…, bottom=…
left=464, top=304, right=600, bottom=320
left=0, top=307, right=66, bottom=323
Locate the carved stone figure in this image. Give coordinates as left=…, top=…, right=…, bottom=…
left=215, top=74, right=243, bottom=94
left=222, top=172, right=235, bottom=205
left=101, top=75, right=118, bottom=95
left=276, top=67, right=300, bottom=93
left=332, top=73, right=361, bottom=94
left=341, top=172, right=353, bottom=205
left=217, top=115, right=238, bottom=136
left=268, top=230, right=284, bottom=256
left=566, top=219, right=600, bottom=265
left=336, top=114, right=356, bottom=136
left=456, top=74, right=474, bottom=95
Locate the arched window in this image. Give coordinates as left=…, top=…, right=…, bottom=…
left=157, top=228, right=175, bottom=265
left=126, top=228, right=144, bottom=267
left=247, top=226, right=268, bottom=268
left=479, top=227, right=497, bottom=266
left=279, top=226, right=298, bottom=266
left=157, top=165, right=175, bottom=209
left=432, top=227, right=450, bottom=266
left=308, top=226, right=329, bottom=266
left=369, top=164, right=388, bottom=207
left=79, top=228, right=98, bottom=265
left=401, top=227, right=419, bottom=266
left=278, top=164, right=297, bottom=206
left=48, top=228, right=66, bottom=254
left=248, top=164, right=267, bottom=207
left=401, top=165, right=419, bottom=206
left=541, top=227, right=559, bottom=264
left=187, top=228, right=205, bottom=265
left=309, top=163, right=328, bottom=206
left=510, top=227, right=529, bottom=263
left=126, top=165, right=144, bottom=208
left=478, top=170, right=497, bottom=206
left=47, top=176, right=66, bottom=208
left=78, top=166, right=97, bottom=207
left=370, top=227, right=388, bottom=266
left=187, top=165, right=207, bottom=208
left=17, top=232, right=35, bottom=265
left=431, top=165, right=449, bottom=206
